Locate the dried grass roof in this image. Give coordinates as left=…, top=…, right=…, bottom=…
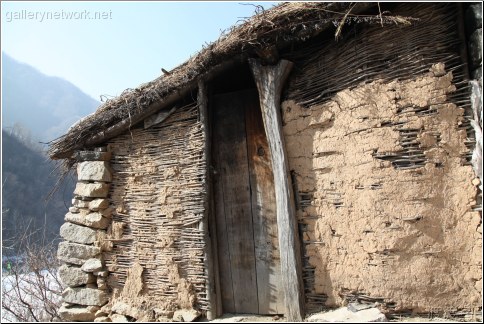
left=49, top=2, right=399, bottom=159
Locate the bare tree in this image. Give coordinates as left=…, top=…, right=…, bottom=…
left=2, top=218, right=64, bottom=322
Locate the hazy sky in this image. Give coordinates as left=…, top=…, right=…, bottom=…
left=1, top=1, right=278, bottom=101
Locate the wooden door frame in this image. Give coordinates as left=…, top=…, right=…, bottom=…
left=198, top=80, right=221, bottom=320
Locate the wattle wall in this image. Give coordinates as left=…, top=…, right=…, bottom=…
left=283, top=67, right=481, bottom=313
left=282, top=2, right=481, bottom=315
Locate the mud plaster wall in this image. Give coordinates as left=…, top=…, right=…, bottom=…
left=103, top=103, right=208, bottom=318
left=282, top=64, right=482, bottom=312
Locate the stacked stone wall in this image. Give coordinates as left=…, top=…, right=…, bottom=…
left=57, top=148, right=113, bottom=322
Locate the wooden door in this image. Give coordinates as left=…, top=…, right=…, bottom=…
left=212, top=89, right=284, bottom=315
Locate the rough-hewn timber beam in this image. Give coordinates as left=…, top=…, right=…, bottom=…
left=249, top=59, right=304, bottom=322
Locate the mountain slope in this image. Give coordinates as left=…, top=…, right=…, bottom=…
left=1, top=52, right=100, bottom=142
left=2, top=130, right=75, bottom=253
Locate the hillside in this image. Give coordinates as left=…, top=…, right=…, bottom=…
left=1, top=53, right=99, bottom=254
left=1, top=52, right=99, bottom=142
left=2, top=131, right=75, bottom=254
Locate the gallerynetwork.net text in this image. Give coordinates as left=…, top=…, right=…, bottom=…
left=5, top=10, right=113, bottom=22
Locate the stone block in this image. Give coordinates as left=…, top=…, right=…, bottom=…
left=73, top=198, right=91, bottom=208
left=59, top=264, right=96, bottom=287
left=82, top=258, right=103, bottom=272
left=60, top=222, right=98, bottom=244
left=173, top=309, right=200, bottom=322
left=75, top=150, right=112, bottom=162
left=306, top=307, right=387, bottom=322
left=69, top=206, right=80, bottom=213
left=58, top=242, right=100, bottom=265
left=78, top=161, right=112, bottom=182
left=74, top=182, right=110, bottom=198
left=469, top=28, right=482, bottom=69
left=63, top=287, right=108, bottom=306
left=348, top=302, right=374, bottom=312
left=112, top=301, right=141, bottom=319
left=65, top=211, right=110, bottom=229
left=94, top=316, right=112, bottom=322
left=59, top=304, right=97, bottom=321
left=110, top=314, right=129, bottom=322
left=89, top=199, right=110, bottom=211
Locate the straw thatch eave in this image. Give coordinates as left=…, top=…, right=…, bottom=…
left=49, top=2, right=386, bottom=159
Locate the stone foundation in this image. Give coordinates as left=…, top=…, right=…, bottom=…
left=57, top=147, right=113, bottom=321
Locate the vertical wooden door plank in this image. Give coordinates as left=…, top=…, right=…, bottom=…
left=212, top=98, right=236, bottom=314
left=212, top=92, right=259, bottom=314
left=244, top=90, right=284, bottom=314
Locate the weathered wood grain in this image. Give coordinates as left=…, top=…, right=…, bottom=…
left=245, top=90, right=284, bottom=314
left=198, top=81, right=217, bottom=320
left=249, top=59, right=305, bottom=321
left=212, top=91, right=258, bottom=314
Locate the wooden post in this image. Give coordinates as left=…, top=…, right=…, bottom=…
left=198, top=80, right=218, bottom=320
left=249, top=59, right=305, bottom=322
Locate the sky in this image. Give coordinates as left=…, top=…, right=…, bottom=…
left=1, top=1, right=279, bottom=101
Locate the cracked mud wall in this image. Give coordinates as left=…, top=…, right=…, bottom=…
left=282, top=64, right=482, bottom=313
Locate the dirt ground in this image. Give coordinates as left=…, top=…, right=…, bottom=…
left=204, top=312, right=482, bottom=323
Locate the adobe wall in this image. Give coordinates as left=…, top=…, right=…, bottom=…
left=282, top=63, right=482, bottom=313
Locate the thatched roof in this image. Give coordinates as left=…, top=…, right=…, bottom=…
left=49, top=2, right=400, bottom=159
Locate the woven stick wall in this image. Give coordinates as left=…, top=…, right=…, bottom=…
left=286, top=3, right=475, bottom=165
left=104, top=102, right=209, bottom=312
left=288, top=5, right=465, bottom=105
left=283, top=3, right=479, bottom=313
